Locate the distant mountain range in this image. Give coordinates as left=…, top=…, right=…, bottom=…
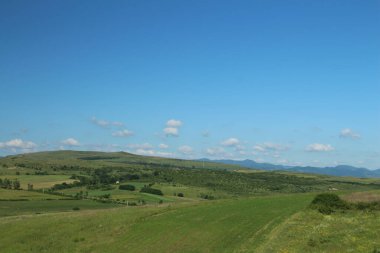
left=198, top=158, right=380, bottom=178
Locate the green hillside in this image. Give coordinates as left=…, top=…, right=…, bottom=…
left=0, top=151, right=379, bottom=252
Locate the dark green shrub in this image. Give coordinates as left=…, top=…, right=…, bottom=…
left=140, top=187, right=163, bottom=196
left=177, top=193, right=184, bottom=197
left=72, top=207, right=80, bottom=211
left=119, top=184, right=135, bottom=191
left=310, top=193, right=349, bottom=214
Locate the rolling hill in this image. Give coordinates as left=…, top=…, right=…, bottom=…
left=1, top=150, right=380, bottom=252
left=200, top=158, right=380, bottom=178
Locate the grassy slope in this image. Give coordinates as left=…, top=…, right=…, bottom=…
left=0, top=194, right=313, bottom=253
left=0, top=150, right=241, bottom=172
left=0, top=174, right=75, bottom=189
left=0, top=199, right=120, bottom=217
left=258, top=209, right=380, bottom=253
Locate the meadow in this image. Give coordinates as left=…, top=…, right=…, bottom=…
left=0, top=151, right=379, bottom=252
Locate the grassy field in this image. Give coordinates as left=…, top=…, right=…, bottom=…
left=0, top=174, right=75, bottom=189
left=0, top=194, right=314, bottom=253
left=0, top=188, right=67, bottom=200
left=0, top=199, right=120, bottom=217
left=1, top=151, right=379, bottom=252
left=57, top=181, right=230, bottom=204
left=258, top=209, right=380, bottom=253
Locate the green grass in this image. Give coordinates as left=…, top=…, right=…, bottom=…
left=1, top=151, right=380, bottom=252
left=0, top=199, right=120, bottom=217
left=57, top=181, right=231, bottom=204
left=0, top=150, right=242, bottom=172
left=0, top=174, right=75, bottom=189
left=0, top=188, right=66, bottom=200
left=0, top=194, right=314, bottom=253
left=258, top=209, right=380, bottom=253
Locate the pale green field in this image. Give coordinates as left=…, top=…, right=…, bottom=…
left=0, top=174, right=75, bottom=189
left=0, top=188, right=66, bottom=200
left=258, top=210, right=380, bottom=253
left=0, top=194, right=313, bottom=253
left=58, top=182, right=229, bottom=204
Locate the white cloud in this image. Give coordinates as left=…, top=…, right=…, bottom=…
left=253, top=142, right=289, bottom=152
left=178, top=145, right=193, bottom=155
left=306, top=143, right=334, bottom=152
left=221, top=138, right=240, bottom=147
left=163, top=119, right=182, bottom=137
left=0, top=139, right=37, bottom=149
left=133, top=148, right=174, bottom=158
left=159, top=143, right=169, bottom=149
left=61, top=138, right=80, bottom=146
left=135, top=149, right=155, bottom=156
left=91, top=117, right=124, bottom=128
left=112, top=129, right=133, bottom=137
left=164, top=127, right=179, bottom=137
left=340, top=128, right=360, bottom=139
left=206, top=147, right=226, bottom=156
left=166, top=119, right=182, bottom=127
left=253, top=145, right=266, bottom=152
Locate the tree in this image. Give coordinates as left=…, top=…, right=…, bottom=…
left=119, top=184, right=135, bottom=191
left=27, top=183, right=34, bottom=191
left=13, top=179, right=21, bottom=190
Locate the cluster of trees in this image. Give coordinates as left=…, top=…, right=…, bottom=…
left=119, top=184, right=135, bottom=191
left=310, top=193, right=380, bottom=214
left=140, top=186, right=163, bottom=196
left=0, top=178, right=21, bottom=190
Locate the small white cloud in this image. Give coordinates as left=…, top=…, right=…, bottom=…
left=253, top=145, right=266, bottom=152
left=135, top=149, right=155, bottom=156
left=91, top=117, right=124, bottom=128
left=61, top=138, right=80, bottom=146
left=178, top=145, right=193, bottom=155
left=159, top=143, right=169, bottom=149
left=0, top=139, right=37, bottom=149
left=163, top=119, right=182, bottom=137
left=112, top=129, right=133, bottom=137
left=221, top=138, right=240, bottom=147
left=253, top=142, right=289, bottom=152
left=206, top=147, right=226, bottom=156
left=133, top=148, right=174, bottom=158
left=340, top=128, right=360, bottom=139
left=306, top=143, right=334, bottom=152
left=164, top=127, right=179, bottom=137
left=166, top=119, right=182, bottom=127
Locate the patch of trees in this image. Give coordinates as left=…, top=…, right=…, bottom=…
left=140, top=186, right=163, bottom=196
left=119, top=184, right=135, bottom=191
left=34, top=169, right=48, bottom=175
left=0, top=178, right=20, bottom=190
left=199, top=193, right=215, bottom=200
left=310, top=193, right=380, bottom=214
left=51, top=181, right=82, bottom=191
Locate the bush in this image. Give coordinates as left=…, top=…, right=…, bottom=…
left=310, top=193, right=349, bottom=214
left=140, top=187, right=163, bottom=196
left=119, top=184, right=135, bottom=191
left=72, top=207, right=80, bottom=211
left=177, top=193, right=184, bottom=197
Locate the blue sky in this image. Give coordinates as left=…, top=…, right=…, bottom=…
left=0, top=0, right=379, bottom=169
